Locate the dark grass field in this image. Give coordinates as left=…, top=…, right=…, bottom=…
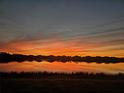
left=1, top=79, right=124, bottom=93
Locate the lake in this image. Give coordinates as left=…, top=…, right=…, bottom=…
left=0, top=61, right=124, bottom=74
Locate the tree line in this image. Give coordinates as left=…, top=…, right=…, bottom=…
left=0, top=71, right=124, bottom=80
left=0, top=52, right=124, bottom=63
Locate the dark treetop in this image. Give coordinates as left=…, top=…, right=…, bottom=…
left=0, top=52, right=124, bottom=63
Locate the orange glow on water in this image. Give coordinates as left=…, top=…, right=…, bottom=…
left=0, top=61, right=124, bottom=74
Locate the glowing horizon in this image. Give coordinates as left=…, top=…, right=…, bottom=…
left=0, top=38, right=124, bottom=57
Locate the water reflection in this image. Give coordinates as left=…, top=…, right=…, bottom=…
left=0, top=61, right=124, bottom=74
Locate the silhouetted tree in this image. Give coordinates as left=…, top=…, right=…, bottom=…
left=0, top=52, right=124, bottom=63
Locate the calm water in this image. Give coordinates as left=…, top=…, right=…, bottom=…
left=0, top=61, right=124, bottom=74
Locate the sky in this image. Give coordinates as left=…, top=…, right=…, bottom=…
left=0, top=0, right=124, bottom=57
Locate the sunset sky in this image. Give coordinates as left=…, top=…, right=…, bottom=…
left=0, top=0, right=124, bottom=57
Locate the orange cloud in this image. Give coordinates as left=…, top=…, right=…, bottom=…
left=0, top=37, right=124, bottom=57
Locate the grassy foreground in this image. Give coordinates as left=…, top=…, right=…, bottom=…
left=0, top=79, right=124, bottom=93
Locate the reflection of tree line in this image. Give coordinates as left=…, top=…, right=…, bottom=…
left=0, top=72, right=124, bottom=80
left=0, top=52, right=124, bottom=63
